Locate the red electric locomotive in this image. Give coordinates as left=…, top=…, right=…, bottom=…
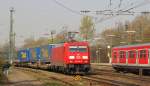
left=112, top=43, right=150, bottom=73
left=50, top=41, right=90, bottom=74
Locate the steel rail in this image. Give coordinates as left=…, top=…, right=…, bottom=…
left=82, top=76, right=139, bottom=86
left=94, top=68, right=150, bottom=83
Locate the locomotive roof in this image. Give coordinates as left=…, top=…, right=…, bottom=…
left=113, top=43, right=150, bottom=49
left=54, top=41, right=88, bottom=47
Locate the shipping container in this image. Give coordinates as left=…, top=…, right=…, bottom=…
left=29, top=47, right=41, bottom=62
left=18, top=48, right=30, bottom=62
left=40, top=44, right=55, bottom=63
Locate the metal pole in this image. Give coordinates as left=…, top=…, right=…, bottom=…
left=51, top=31, right=53, bottom=44
left=13, top=32, right=16, bottom=60
left=96, top=50, right=98, bottom=63
left=140, top=24, right=143, bottom=42
left=107, top=45, right=111, bottom=63
left=99, top=48, right=101, bottom=63
left=9, top=7, right=14, bottom=64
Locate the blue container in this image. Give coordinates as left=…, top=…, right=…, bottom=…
left=18, top=48, right=30, bottom=62
left=29, top=47, right=41, bottom=62
left=18, top=44, right=55, bottom=63
left=40, top=44, right=55, bottom=63
left=35, top=47, right=41, bottom=61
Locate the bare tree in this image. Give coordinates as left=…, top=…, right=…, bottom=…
left=80, top=16, right=95, bottom=40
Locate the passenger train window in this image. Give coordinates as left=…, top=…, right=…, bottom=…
left=119, top=51, right=125, bottom=58
left=129, top=51, right=135, bottom=58
left=139, top=50, right=146, bottom=58
left=113, top=52, right=117, bottom=59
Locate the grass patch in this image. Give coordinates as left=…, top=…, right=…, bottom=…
left=43, top=82, right=66, bottom=86
left=29, top=74, right=67, bottom=86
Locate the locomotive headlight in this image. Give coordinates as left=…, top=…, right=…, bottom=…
left=82, top=56, right=88, bottom=59
left=69, top=56, right=75, bottom=59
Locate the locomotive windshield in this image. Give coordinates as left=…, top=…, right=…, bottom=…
left=69, top=46, right=87, bottom=52
left=69, top=46, right=77, bottom=52
left=78, top=46, right=87, bottom=52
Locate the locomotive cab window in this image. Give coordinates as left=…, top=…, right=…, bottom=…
left=78, top=46, right=87, bottom=52
left=69, top=46, right=87, bottom=52
left=139, top=50, right=146, bottom=58
left=69, top=46, right=77, bottom=52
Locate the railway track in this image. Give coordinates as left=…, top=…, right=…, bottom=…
left=15, top=66, right=150, bottom=86
left=17, top=67, right=133, bottom=86
left=82, top=76, right=139, bottom=86
left=94, top=68, right=150, bottom=83
left=15, top=67, right=75, bottom=86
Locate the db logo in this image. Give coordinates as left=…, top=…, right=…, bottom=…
left=76, top=56, right=81, bottom=59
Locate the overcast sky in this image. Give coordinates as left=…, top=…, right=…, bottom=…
left=0, top=0, right=150, bottom=47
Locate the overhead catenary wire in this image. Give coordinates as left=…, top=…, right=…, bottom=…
left=93, top=0, right=144, bottom=24
left=52, top=0, right=83, bottom=16
left=95, top=0, right=150, bottom=24
left=122, top=0, right=149, bottom=12
left=52, top=0, right=150, bottom=24
left=52, top=0, right=98, bottom=23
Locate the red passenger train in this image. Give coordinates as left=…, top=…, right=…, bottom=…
left=112, top=43, right=150, bottom=73
left=50, top=41, right=91, bottom=74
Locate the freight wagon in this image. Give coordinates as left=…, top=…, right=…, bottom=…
left=40, top=45, right=54, bottom=64
left=17, top=44, right=54, bottom=64
left=18, top=48, right=30, bottom=62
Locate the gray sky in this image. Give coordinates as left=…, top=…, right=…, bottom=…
left=0, top=0, right=150, bottom=47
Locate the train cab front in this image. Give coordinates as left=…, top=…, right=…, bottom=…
left=65, top=44, right=91, bottom=74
